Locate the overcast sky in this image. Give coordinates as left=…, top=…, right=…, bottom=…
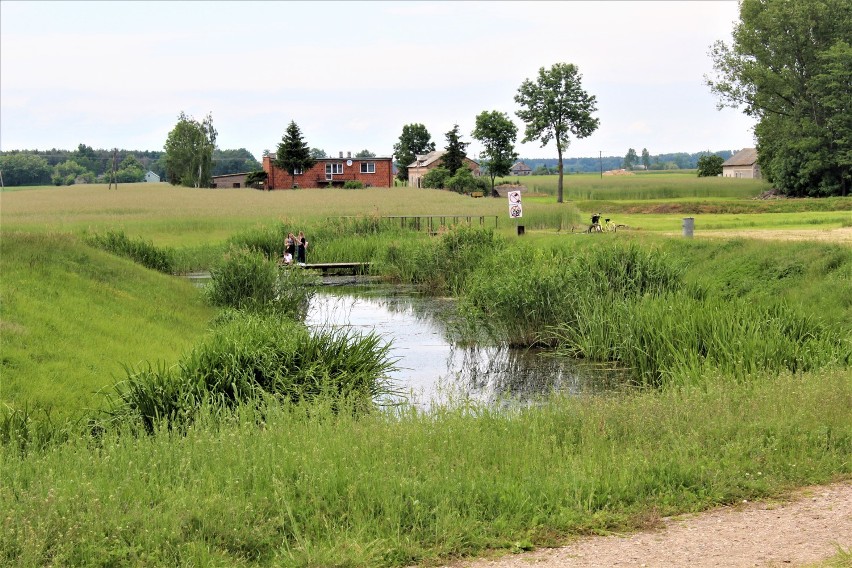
left=1, top=1, right=756, bottom=161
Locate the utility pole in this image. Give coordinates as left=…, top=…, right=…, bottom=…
left=599, top=151, right=603, bottom=178
left=108, top=149, right=118, bottom=190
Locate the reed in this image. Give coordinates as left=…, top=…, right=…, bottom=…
left=82, top=230, right=176, bottom=273
left=203, top=245, right=319, bottom=319
left=108, top=311, right=398, bottom=433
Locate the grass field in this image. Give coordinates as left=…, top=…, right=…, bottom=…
left=1, top=179, right=851, bottom=567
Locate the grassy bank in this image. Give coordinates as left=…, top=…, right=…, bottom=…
left=0, top=232, right=214, bottom=412
left=2, top=369, right=850, bottom=566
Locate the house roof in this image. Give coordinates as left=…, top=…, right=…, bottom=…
left=408, top=149, right=479, bottom=168
left=511, top=161, right=532, bottom=171
left=722, top=148, right=758, bottom=167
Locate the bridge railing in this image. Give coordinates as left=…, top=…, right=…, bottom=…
left=333, top=215, right=499, bottom=233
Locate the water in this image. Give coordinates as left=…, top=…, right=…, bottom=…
left=304, top=284, right=611, bottom=407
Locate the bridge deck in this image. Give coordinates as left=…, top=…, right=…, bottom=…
left=299, top=262, right=371, bottom=276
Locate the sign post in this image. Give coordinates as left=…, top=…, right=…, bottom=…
left=508, top=190, right=523, bottom=235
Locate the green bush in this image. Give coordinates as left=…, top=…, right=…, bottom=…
left=83, top=230, right=175, bottom=273
left=343, top=180, right=365, bottom=189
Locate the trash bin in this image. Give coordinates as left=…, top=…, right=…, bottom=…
left=682, top=217, right=694, bottom=238
left=517, top=225, right=525, bottom=236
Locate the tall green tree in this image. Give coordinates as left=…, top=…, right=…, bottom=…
left=393, top=123, right=435, bottom=182
left=275, top=121, right=316, bottom=188
left=309, top=148, right=328, bottom=159
left=472, top=110, right=518, bottom=196
left=623, top=148, right=638, bottom=170
left=355, top=149, right=376, bottom=158
left=697, top=154, right=724, bottom=177
left=641, top=148, right=651, bottom=170
left=515, top=62, right=600, bottom=203
left=442, top=123, right=469, bottom=176
left=163, top=111, right=217, bottom=187
left=707, top=0, right=851, bottom=196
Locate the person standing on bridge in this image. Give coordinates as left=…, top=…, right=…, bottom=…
left=285, top=232, right=296, bottom=262
left=297, top=231, right=308, bottom=266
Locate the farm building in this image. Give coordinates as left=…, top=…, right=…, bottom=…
left=407, top=150, right=481, bottom=188
left=144, top=170, right=161, bottom=183
left=510, top=161, right=532, bottom=176
left=262, top=152, right=393, bottom=189
left=211, top=173, right=250, bottom=188
left=722, top=148, right=761, bottom=179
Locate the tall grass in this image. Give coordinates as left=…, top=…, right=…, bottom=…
left=378, top=225, right=506, bottom=295
left=82, top=229, right=175, bottom=273
left=203, top=245, right=319, bottom=319
left=551, top=294, right=850, bottom=386
left=459, top=242, right=685, bottom=346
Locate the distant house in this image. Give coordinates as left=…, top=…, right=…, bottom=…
left=144, top=170, right=161, bottom=183
left=510, top=161, right=532, bottom=176
left=262, top=151, right=394, bottom=189
left=407, top=150, right=481, bottom=188
left=212, top=172, right=249, bottom=188
left=722, top=148, right=761, bottom=179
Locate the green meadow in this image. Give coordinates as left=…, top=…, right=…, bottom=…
left=1, top=179, right=851, bottom=566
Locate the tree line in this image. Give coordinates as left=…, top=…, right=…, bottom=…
left=518, top=150, right=735, bottom=175
left=0, top=143, right=261, bottom=187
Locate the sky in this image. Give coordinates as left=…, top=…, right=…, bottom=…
left=0, top=1, right=757, bottom=161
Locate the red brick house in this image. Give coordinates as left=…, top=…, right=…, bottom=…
left=262, top=152, right=393, bottom=189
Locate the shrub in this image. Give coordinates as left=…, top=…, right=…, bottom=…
left=83, top=230, right=175, bottom=273
left=343, top=180, right=365, bottom=189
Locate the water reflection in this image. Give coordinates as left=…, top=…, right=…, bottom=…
left=305, top=285, right=613, bottom=407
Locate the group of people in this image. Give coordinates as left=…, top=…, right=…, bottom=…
left=281, top=231, right=308, bottom=266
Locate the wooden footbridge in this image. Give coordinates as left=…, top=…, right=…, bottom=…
left=299, top=262, right=372, bottom=276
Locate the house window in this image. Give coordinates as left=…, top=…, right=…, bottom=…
left=325, top=163, right=343, bottom=179
left=360, top=162, right=376, bottom=174
left=292, top=167, right=303, bottom=175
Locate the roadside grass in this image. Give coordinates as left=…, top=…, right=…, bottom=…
left=1, top=368, right=849, bottom=566
left=0, top=232, right=214, bottom=413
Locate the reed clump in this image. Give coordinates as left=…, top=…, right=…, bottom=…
left=83, top=229, right=175, bottom=273
left=203, top=245, right=319, bottom=319
left=108, top=311, right=398, bottom=433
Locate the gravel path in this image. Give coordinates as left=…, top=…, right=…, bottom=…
left=434, top=481, right=852, bottom=568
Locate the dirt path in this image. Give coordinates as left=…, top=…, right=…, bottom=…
left=435, top=481, right=852, bottom=568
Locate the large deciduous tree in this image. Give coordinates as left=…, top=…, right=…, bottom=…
left=697, top=154, right=724, bottom=177
left=442, top=123, right=469, bottom=176
left=163, top=111, right=217, bottom=187
left=515, top=63, right=600, bottom=203
left=275, top=121, right=316, bottom=188
left=707, top=0, right=851, bottom=196
left=641, top=148, right=651, bottom=170
left=472, top=110, right=518, bottom=196
left=393, top=123, right=435, bottom=182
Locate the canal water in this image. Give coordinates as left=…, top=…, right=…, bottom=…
left=304, top=283, right=612, bottom=407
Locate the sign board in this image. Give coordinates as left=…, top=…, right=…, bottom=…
left=507, top=190, right=523, bottom=218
